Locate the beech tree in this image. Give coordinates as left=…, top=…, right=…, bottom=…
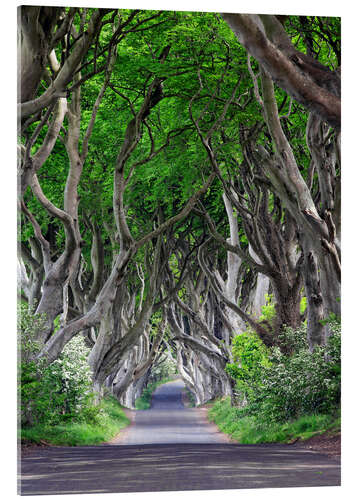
left=221, top=14, right=340, bottom=129
left=18, top=7, right=341, bottom=407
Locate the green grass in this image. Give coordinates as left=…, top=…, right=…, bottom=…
left=135, top=377, right=176, bottom=410
left=20, top=396, right=130, bottom=446
left=208, top=397, right=340, bottom=444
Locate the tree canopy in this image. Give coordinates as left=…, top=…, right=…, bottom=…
left=18, top=6, right=340, bottom=408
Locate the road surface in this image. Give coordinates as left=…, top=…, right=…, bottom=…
left=19, top=379, right=341, bottom=495
left=111, top=379, right=227, bottom=445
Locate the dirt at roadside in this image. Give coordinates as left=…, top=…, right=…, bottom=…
left=20, top=407, right=135, bottom=453
left=19, top=440, right=52, bottom=457
left=106, top=408, right=136, bottom=444
left=293, top=431, right=341, bottom=458
left=20, top=399, right=341, bottom=459
left=198, top=401, right=341, bottom=459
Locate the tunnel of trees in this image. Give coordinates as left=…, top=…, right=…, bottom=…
left=18, top=7, right=340, bottom=422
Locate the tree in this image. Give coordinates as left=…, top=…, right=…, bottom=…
left=221, top=14, right=340, bottom=129
left=18, top=8, right=341, bottom=409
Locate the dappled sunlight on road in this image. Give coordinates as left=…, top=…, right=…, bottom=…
left=20, top=443, right=340, bottom=495
left=19, top=381, right=340, bottom=495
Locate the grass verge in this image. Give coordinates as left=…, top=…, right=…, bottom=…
left=208, top=397, right=340, bottom=444
left=20, top=396, right=130, bottom=446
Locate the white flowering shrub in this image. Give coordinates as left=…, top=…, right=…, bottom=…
left=227, top=320, right=341, bottom=422
left=39, top=336, right=95, bottom=424
left=18, top=304, right=46, bottom=363
left=247, top=321, right=341, bottom=421
left=19, top=304, right=97, bottom=426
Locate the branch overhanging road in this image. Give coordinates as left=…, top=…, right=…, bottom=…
left=19, top=380, right=340, bottom=495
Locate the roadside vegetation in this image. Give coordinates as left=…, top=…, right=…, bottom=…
left=209, top=398, right=340, bottom=444
left=18, top=8, right=341, bottom=446
left=20, top=396, right=130, bottom=446
left=18, top=305, right=130, bottom=446
left=208, top=318, right=341, bottom=444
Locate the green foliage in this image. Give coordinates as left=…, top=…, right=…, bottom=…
left=275, top=323, right=309, bottom=353
left=208, top=397, right=340, bottom=444
left=20, top=396, right=130, bottom=446
left=18, top=305, right=46, bottom=363
left=259, top=294, right=276, bottom=324
left=18, top=305, right=96, bottom=427
left=225, top=329, right=269, bottom=402
left=255, top=321, right=340, bottom=421
left=227, top=321, right=341, bottom=422
left=300, top=296, right=307, bottom=314
left=320, top=312, right=340, bottom=326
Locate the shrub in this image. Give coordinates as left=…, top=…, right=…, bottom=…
left=227, top=320, right=341, bottom=422
left=250, top=321, right=340, bottom=421
left=21, top=396, right=130, bottom=446
left=225, top=329, right=269, bottom=403
left=208, top=398, right=340, bottom=444
left=18, top=304, right=96, bottom=427
left=259, top=294, right=276, bottom=324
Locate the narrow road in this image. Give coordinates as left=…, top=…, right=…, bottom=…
left=111, top=379, right=227, bottom=445
left=19, top=380, right=341, bottom=495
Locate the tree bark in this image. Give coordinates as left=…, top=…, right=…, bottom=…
left=221, top=13, right=340, bottom=129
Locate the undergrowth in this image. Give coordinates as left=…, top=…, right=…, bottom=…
left=20, top=396, right=130, bottom=446
left=208, top=397, right=340, bottom=444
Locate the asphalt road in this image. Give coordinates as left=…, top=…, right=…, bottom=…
left=112, top=379, right=227, bottom=445
left=19, top=379, right=341, bottom=495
